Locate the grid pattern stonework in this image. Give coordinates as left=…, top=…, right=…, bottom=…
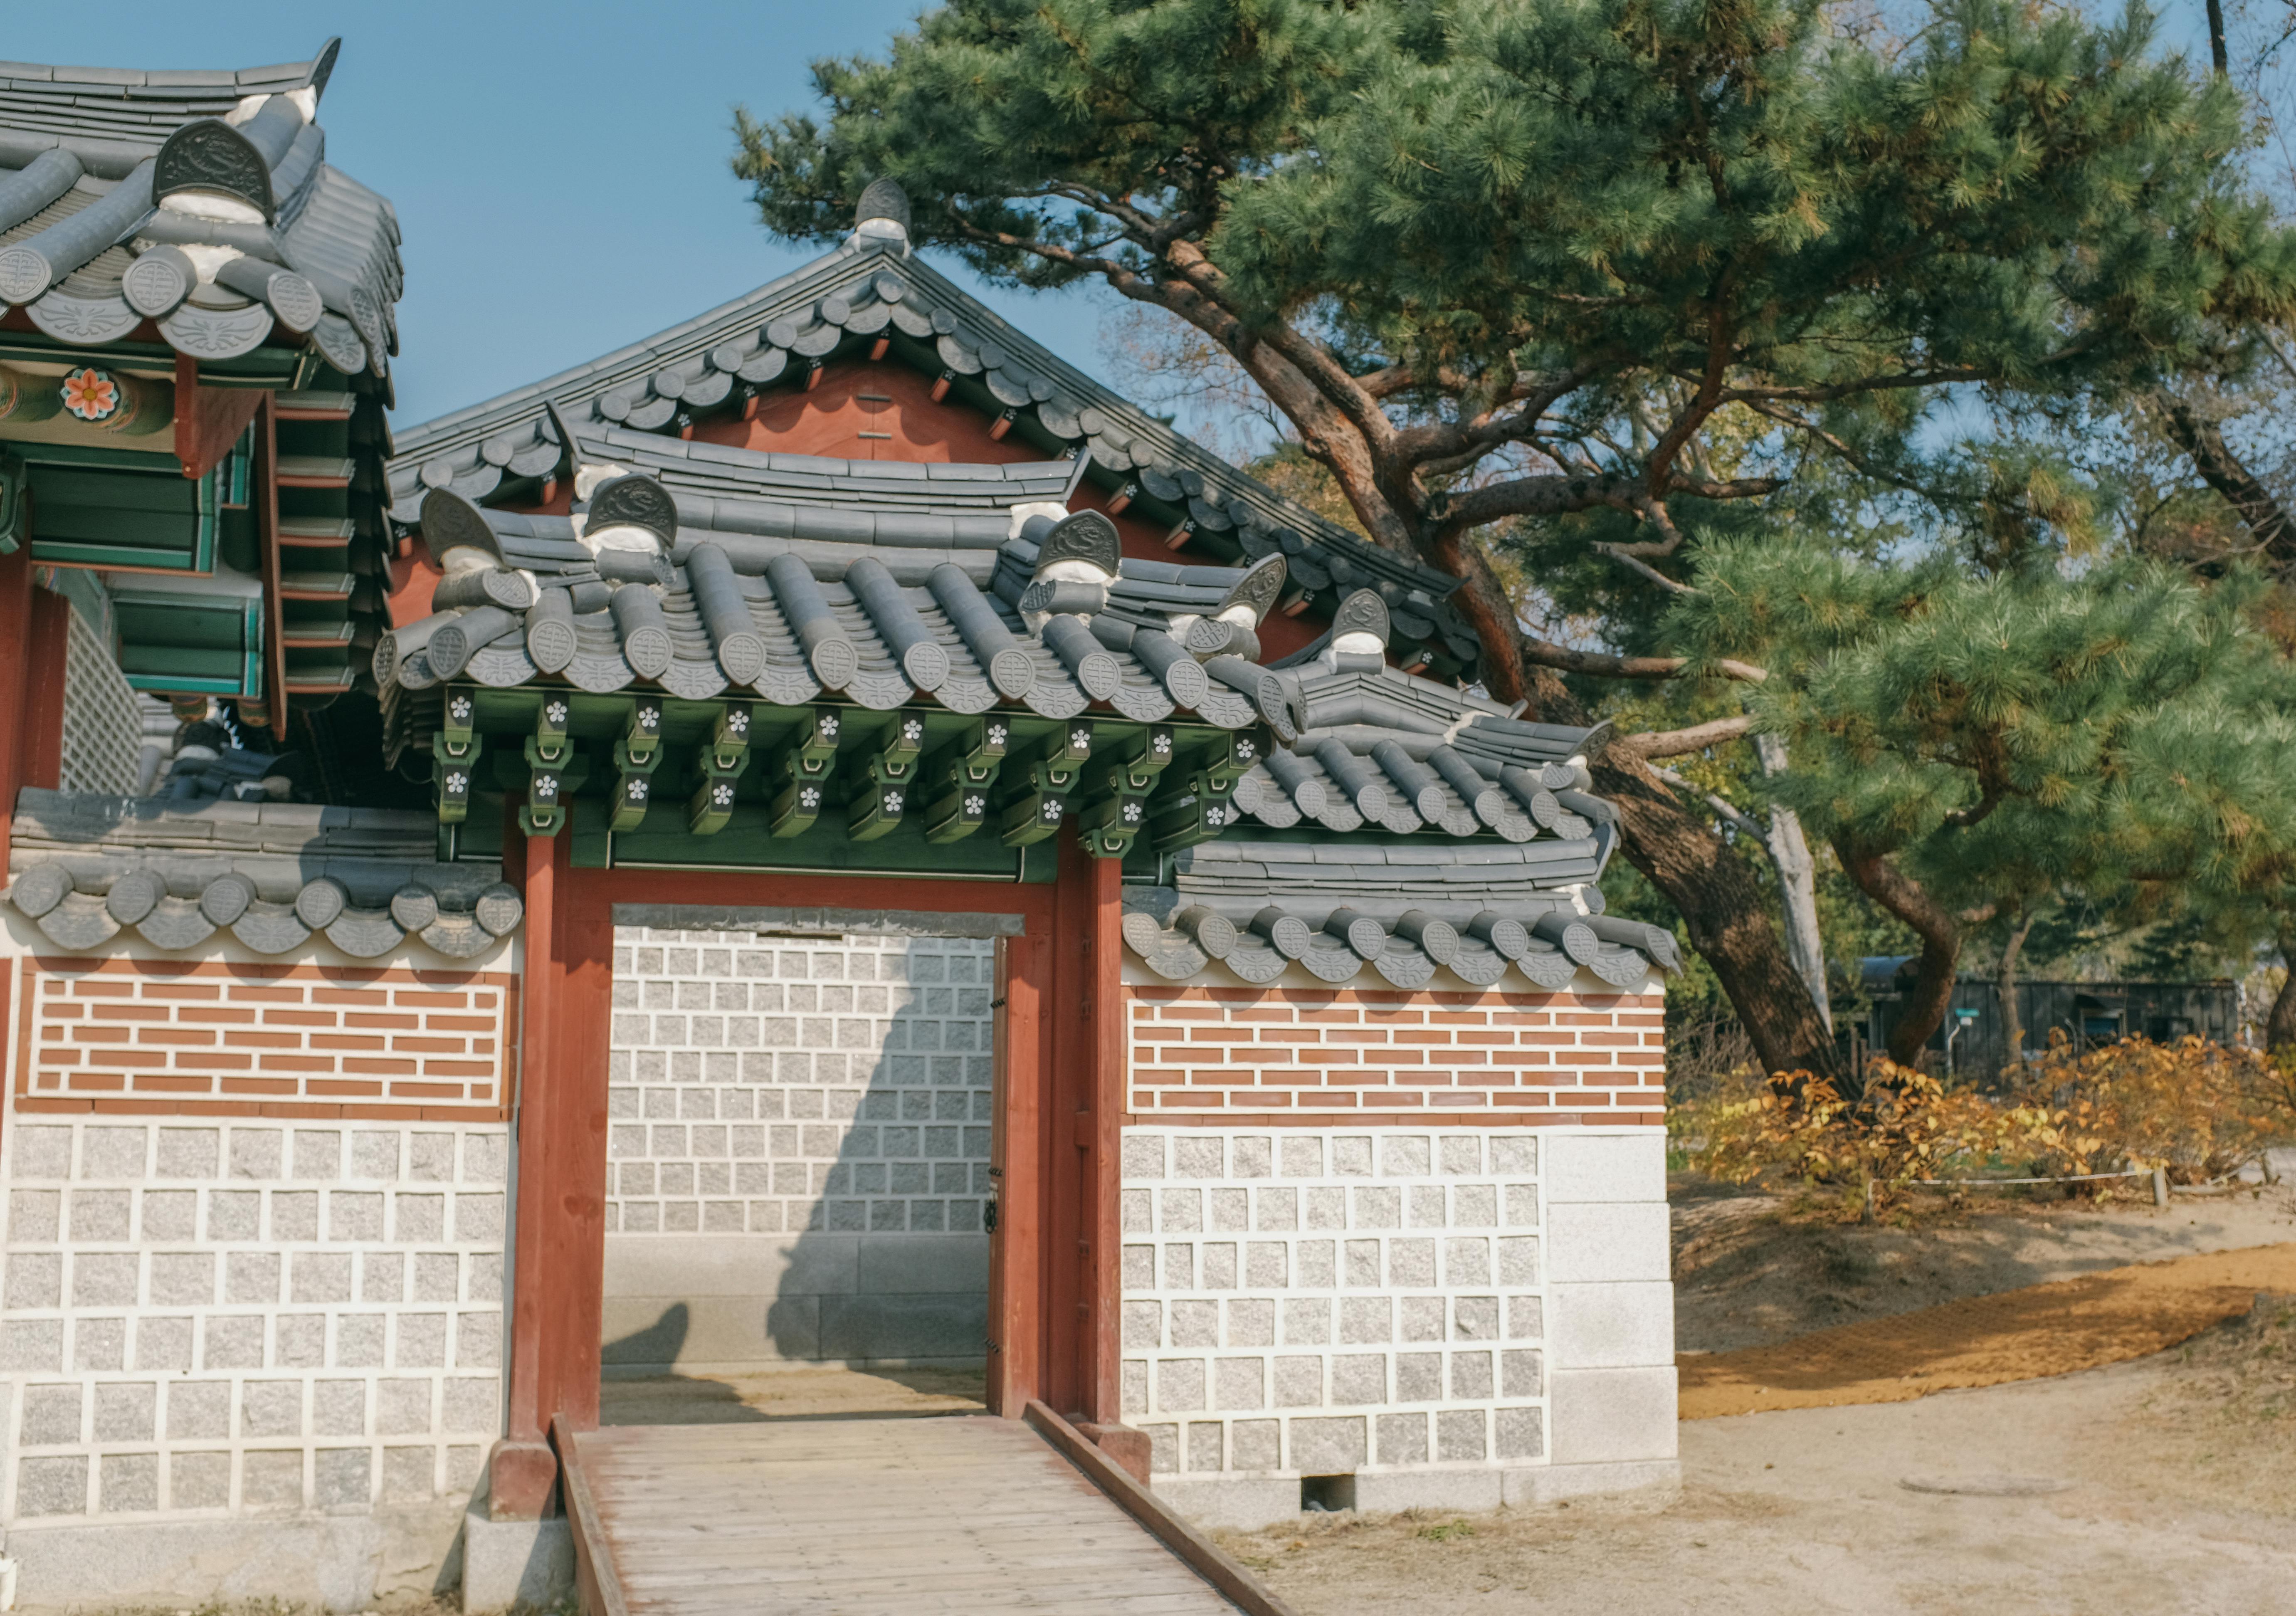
left=1119, top=1128, right=1547, bottom=1480
left=0, top=1118, right=507, bottom=1522
left=16, top=961, right=512, bottom=1121
left=1127, top=984, right=1665, bottom=1119
left=607, top=928, right=995, bottom=1235
left=58, top=602, right=141, bottom=798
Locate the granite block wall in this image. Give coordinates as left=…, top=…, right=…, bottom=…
left=0, top=1117, right=508, bottom=1522
left=602, top=927, right=996, bottom=1371
left=1117, top=1127, right=1548, bottom=1487
left=1121, top=969, right=1675, bottom=1526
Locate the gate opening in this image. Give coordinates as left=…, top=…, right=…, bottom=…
left=596, top=921, right=997, bottom=1424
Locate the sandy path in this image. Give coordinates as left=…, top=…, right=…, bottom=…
left=1681, top=1240, right=2296, bottom=1417
left=1230, top=1349, right=2296, bottom=1615
left=1674, top=1181, right=2296, bottom=1353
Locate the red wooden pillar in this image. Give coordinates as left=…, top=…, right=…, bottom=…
left=1046, top=839, right=1123, bottom=1422
left=987, top=934, right=1047, bottom=1416
left=23, top=585, right=69, bottom=791
left=491, top=828, right=612, bottom=1517
left=0, top=544, right=36, bottom=859
left=490, top=830, right=560, bottom=1519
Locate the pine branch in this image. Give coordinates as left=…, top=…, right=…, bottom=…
left=1611, top=713, right=1757, bottom=758
left=1517, top=637, right=1770, bottom=684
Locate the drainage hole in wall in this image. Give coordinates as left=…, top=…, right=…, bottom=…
left=1300, top=1473, right=1356, bottom=1513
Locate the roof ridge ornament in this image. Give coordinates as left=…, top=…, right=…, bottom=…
left=1218, top=553, right=1288, bottom=628
left=852, top=178, right=912, bottom=255
left=155, top=119, right=276, bottom=224
left=419, top=488, right=506, bottom=574
left=1317, top=588, right=1390, bottom=675
left=1031, top=509, right=1121, bottom=581
left=543, top=397, right=592, bottom=481
left=306, top=37, right=342, bottom=101
left=583, top=474, right=679, bottom=553
left=1332, top=588, right=1390, bottom=647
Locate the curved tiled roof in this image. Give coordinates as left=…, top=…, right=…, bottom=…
left=1120, top=840, right=1675, bottom=991
left=0, top=40, right=400, bottom=377
left=383, top=240, right=1480, bottom=680
left=2, top=788, right=521, bottom=959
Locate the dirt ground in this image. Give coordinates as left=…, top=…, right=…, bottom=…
left=1224, top=1178, right=2296, bottom=1616
left=1227, top=1306, right=2296, bottom=1615
left=1673, top=1174, right=2296, bottom=1353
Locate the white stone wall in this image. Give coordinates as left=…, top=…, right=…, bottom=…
left=604, top=927, right=996, bottom=1371
left=1121, top=1126, right=1673, bottom=1524
left=607, top=928, right=994, bottom=1236
left=1119, top=1129, right=1546, bottom=1490
left=0, top=1118, right=508, bottom=1524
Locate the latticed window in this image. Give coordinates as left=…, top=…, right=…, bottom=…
left=57, top=601, right=141, bottom=796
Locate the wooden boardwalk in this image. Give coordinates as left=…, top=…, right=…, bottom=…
left=557, top=1413, right=1274, bottom=1616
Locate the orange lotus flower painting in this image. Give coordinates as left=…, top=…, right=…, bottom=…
left=59, top=366, right=119, bottom=422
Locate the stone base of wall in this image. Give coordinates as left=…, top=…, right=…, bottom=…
left=601, top=1232, right=989, bottom=1374
left=1153, top=1455, right=1681, bottom=1530
left=3, top=1498, right=466, bottom=1611
left=460, top=1493, right=573, bottom=1614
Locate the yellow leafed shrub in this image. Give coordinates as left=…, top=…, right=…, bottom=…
left=1676, top=1034, right=2287, bottom=1213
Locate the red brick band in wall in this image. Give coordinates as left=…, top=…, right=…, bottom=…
left=13, top=956, right=517, bottom=1121
left=1127, top=983, right=1664, bottom=1127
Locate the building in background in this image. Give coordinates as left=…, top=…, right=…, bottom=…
left=1855, top=957, right=2240, bottom=1079
left=0, top=48, right=1676, bottom=1611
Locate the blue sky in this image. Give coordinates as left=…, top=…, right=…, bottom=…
left=7, top=2, right=1124, bottom=428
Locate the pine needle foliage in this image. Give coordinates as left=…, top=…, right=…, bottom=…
left=1678, top=545, right=2296, bottom=1052
left=733, top=0, right=2296, bottom=1078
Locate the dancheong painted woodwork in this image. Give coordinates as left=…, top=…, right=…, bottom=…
left=0, top=39, right=400, bottom=734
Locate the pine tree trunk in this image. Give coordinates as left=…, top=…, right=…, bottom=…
left=1835, top=839, right=1960, bottom=1065
left=2268, top=926, right=2296, bottom=1054
left=1474, top=564, right=1843, bottom=1089
left=1997, top=911, right=2036, bottom=1077
left=1755, top=735, right=1831, bottom=1033
left=1598, top=759, right=1844, bottom=1085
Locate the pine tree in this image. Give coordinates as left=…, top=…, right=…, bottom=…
left=1676, top=545, right=2296, bottom=1058
left=736, top=0, right=2296, bottom=1079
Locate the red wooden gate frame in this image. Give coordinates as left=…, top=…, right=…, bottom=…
left=486, top=825, right=1125, bottom=1520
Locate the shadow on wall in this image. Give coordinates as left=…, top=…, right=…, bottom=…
left=600, top=929, right=1000, bottom=1380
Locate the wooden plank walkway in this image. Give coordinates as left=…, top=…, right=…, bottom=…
left=558, top=1415, right=1260, bottom=1615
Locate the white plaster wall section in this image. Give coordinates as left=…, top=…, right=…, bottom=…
left=1538, top=1129, right=1676, bottom=1483
left=1118, top=1127, right=1548, bottom=1506
left=603, top=927, right=996, bottom=1370
left=0, top=1119, right=509, bottom=1524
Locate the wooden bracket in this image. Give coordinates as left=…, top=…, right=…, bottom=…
left=687, top=702, right=755, bottom=834
left=1147, top=728, right=1264, bottom=853
left=921, top=714, right=1010, bottom=844
left=433, top=732, right=481, bottom=825
left=607, top=738, right=661, bottom=832
left=845, top=710, right=925, bottom=842
left=997, top=722, right=1094, bottom=848
left=521, top=736, right=567, bottom=838
left=172, top=353, right=266, bottom=482
left=765, top=706, right=841, bottom=837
